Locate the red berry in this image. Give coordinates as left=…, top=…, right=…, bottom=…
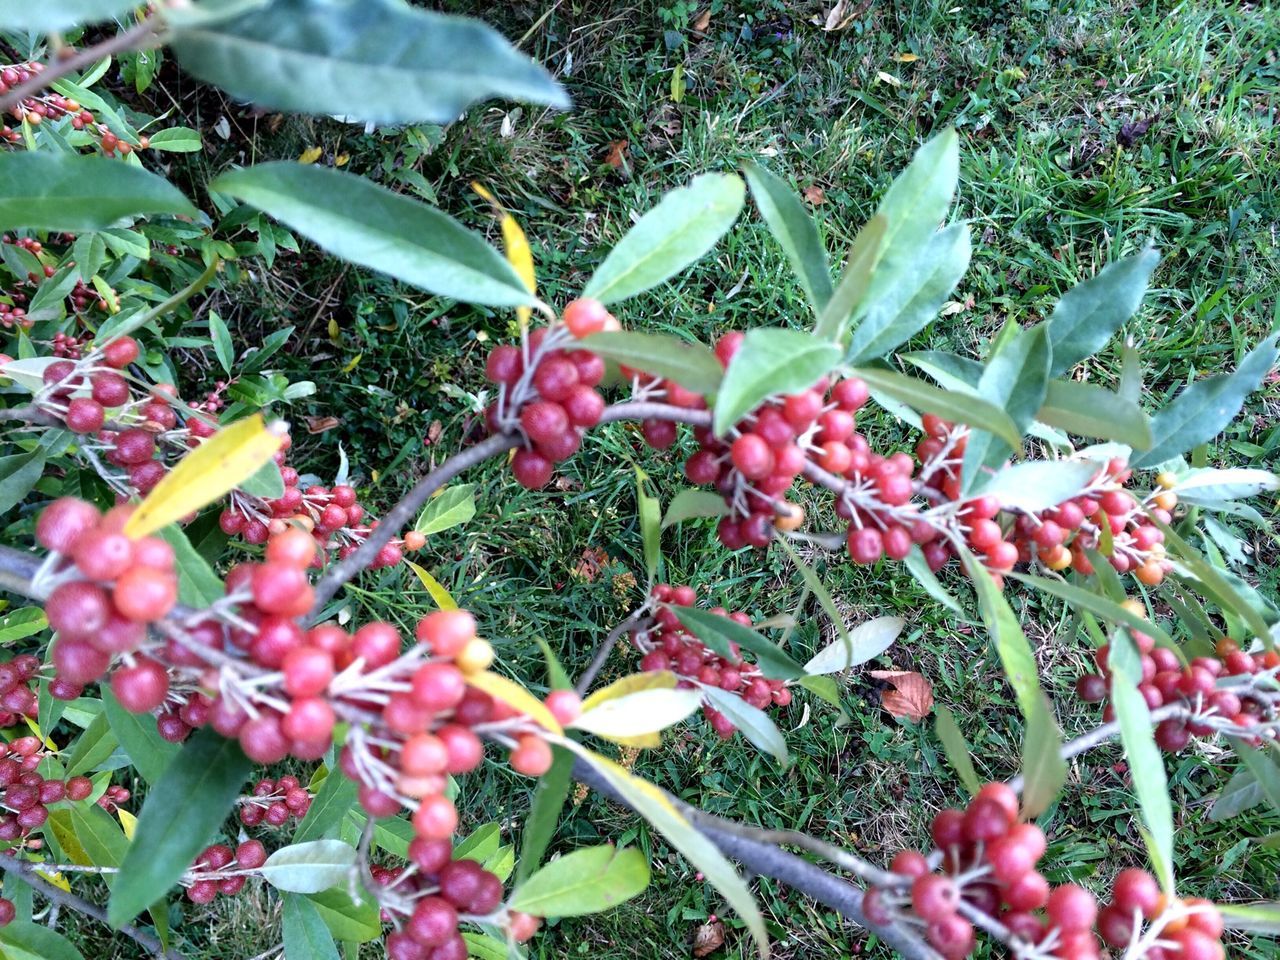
left=410, top=662, right=467, bottom=712
left=1112, top=868, right=1161, bottom=918
left=562, top=298, right=610, bottom=338
left=847, top=527, right=883, bottom=565
left=65, top=397, right=105, bottom=433
left=512, top=448, right=553, bottom=489
left=510, top=734, right=552, bottom=776
left=911, top=874, right=959, bottom=922
left=111, top=656, right=169, bottom=713
left=412, top=794, right=458, bottom=840
left=731, top=434, right=774, bottom=480
left=890, top=850, right=929, bottom=878
left=520, top=401, right=568, bottom=445
left=102, top=337, right=139, bottom=368
left=1046, top=883, right=1097, bottom=932
left=113, top=566, right=177, bottom=622
left=36, top=497, right=99, bottom=553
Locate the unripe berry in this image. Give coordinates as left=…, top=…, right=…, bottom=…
left=455, top=638, right=494, bottom=674
left=510, top=734, right=552, bottom=776
left=563, top=298, right=611, bottom=338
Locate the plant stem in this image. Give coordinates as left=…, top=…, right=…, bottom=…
left=573, top=612, right=649, bottom=695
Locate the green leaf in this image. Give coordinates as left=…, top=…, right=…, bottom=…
left=1173, top=468, right=1280, bottom=504
left=295, top=769, right=358, bottom=843
left=168, top=0, right=567, bottom=125
left=903, top=546, right=964, bottom=613
left=1046, top=249, right=1160, bottom=376
left=239, top=457, right=286, bottom=500
left=1109, top=630, right=1175, bottom=892
left=583, top=173, right=745, bottom=304
left=572, top=688, right=704, bottom=739
left=813, top=216, right=887, bottom=343
left=1020, top=694, right=1068, bottom=819
left=671, top=606, right=804, bottom=680
left=636, top=468, right=661, bottom=583
left=145, top=127, right=204, bottom=153
left=581, top=331, right=723, bottom=396
left=260, top=840, right=358, bottom=894
left=156, top=525, right=224, bottom=608
left=0, top=922, right=85, bottom=960
left=846, top=223, right=971, bottom=362
left=1218, top=902, right=1280, bottom=934
left=798, top=674, right=843, bottom=709
left=414, top=484, right=477, bottom=536
left=852, top=367, right=1021, bottom=449
left=70, top=803, right=129, bottom=874
left=72, top=234, right=107, bottom=281
left=1036, top=379, right=1153, bottom=449
left=662, top=489, right=729, bottom=528
left=454, top=823, right=501, bottom=863
left=901, top=349, right=983, bottom=390
left=208, top=311, right=234, bottom=374
left=65, top=709, right=119, bottom=778
left=962, top=323, right=1050, bottom=493
left=743, top=163, right=832, bottom=313
left=102, top=689, right=179, bottom=784
left=305, top=888, right=381, bottom=943
left=0, top=451, right=47, bottom=517
left=0, top=608, right=47, bottom=645
left=1132, top=335, right=1280, bottom=468
left=211, top=163, right=533, bottom=307
left=0, top=153, right=196, bottom=231
left=699, top=685, right=789, bottom=766
left=712, top=328, right=841, bottom=434
left=510, top=844, right=649, bottom=917
left=108, top=728, right=250, bottom=927
left=1233, top=742, right=1280, bottom=817
left=977, top=459, right=1100, bottom=514
left=1209, top=766, right=1265, bottom=822
left=282, top=892, right=341, bottom=960
left=934, top=706, right=981, bottom=795
left=0, top=0, right=135, bottom=35
left=560, top=743, right=767, bottom=957
left=802, top=616, right=904, bottom=674
left=1006, top=571, right=1173, bottom=648
left=773, top=536, right=859, bottom=652
left=516, top=745, right=574, bottom=885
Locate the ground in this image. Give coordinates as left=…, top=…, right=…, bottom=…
left=53, top=0, right=1280, bottom=956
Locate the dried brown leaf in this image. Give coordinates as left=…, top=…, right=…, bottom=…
left=692, top=919, right=725, bottom=957
left=869, top=670, right=934, bottom=721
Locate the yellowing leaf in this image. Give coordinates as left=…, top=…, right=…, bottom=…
left=583, top=670, right=677, bottom=711
left=466, top=671, right=562, bottom=734
left=23, top=716, right=55, bottom=749
left=35, top=866, right=71, bottom=891
left=118, top=808, right=138, bottom=840
left=327, top=318, right=340, bottom=341
left=299, top=146, right=323, bottom=164
left=123, top=414, right=286, bottom=539
left=895, top=52, right=919, bottom=62
left=405, top=559, right=458, bottom=610
left=49, top=809, right=91, bottom=866
left=471, top=182, right=536, bottom=324
left=334, top=152, right=349, bottom=167
left=571, top=688, right=703, bottom=742
left=342, top=352, right=362, bottom=373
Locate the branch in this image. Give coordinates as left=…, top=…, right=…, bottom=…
left=0, top=851, right=185, bottom=959
left=0, top=18, right=165, bottom=116
left=574, top=612, right=649, bottom=695
left=0, top=405, right=59, bottom=427
left=570, top=757, right=941, bottom=960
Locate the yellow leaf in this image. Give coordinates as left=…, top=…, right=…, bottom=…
left=118, top=808, right=137, bottom=840
left=876, top=71, right=902, bottom=88
left=327, top=318, right=340, bottom=341
left=466, top=671, right=562, bottom=735
left=23, top=716, right=55, bottom=749
left=583, top=670, right=677, bottom=711
left=342, top=352, right=362, bottom=374
left=35, top=866, right=71, bottom=891
left=895, top=52, right=919, bottom=62
left=123, top=414, right=286, bottom=539
left=334, top=152, right=349, bottom=167
left=299, top=146, right=323, bottom=164
left=49, top=809, right=91, bottom=866
left=470, top=183, right=536, bottom=325
left=405, top=560, right=458, bottom=610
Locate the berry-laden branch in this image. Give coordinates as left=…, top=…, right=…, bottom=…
left=0, top=850, right=186, bottom=959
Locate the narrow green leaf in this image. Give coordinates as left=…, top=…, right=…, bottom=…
left=108, top=729, right=250, bottom=927
left=156, top=525, right=224, bottom=608
left=901, top=349, right=983, bottom=390
left=282, top=892, right=341, bottom=960
left=934, top=706, right=981, bottom=795
left=414, top=483, right=477, bottom=536
left=1036, top=379, right=1153, bottom=449
left=978, top=460, right=1099, bottom=514
left=798, top=674, right=843, bottom=709
left=0, top=153, right=196, bottom=231
left=671, top=606, right=804, bottom=679
left=847, top=223, right=971, bottom=362
left=0, top=608, right=48, bottom=645
left=699, top=685, right=789, bottom=766
left=713, top=328, right=841, bottom=434
left=561, top=743, right=768, bottom=957
left=636, top=468, right=661, bottom=583
left=962, top=323, right=1050, bottom=493
left=516, top=746, right=574, bottom=885
left=903, top=546, right=964, bottom=613
left=802, top=616, right=904, bottom=674
left=853, top=367, right=1021, bottom=448
left=0, top=922, right=85, bottom=960
left=295, top=769, right=358, bottom=843
left=1109, top=630, right=1175, bottom=892
left=211, top=163, right=533, bottom=307
left=1047, top=249, right=1160, bottom=376
left=1218, top=902, right=1280, bottom=933
left=145, top=127, right=204, bottom=153
left=0, top=0, right=135, bottom=33
left=1132, top=335, right=1280, bottom=468
left=240, top=457, right=286, bottom=500
left=1020, top=694, right=1068, bottom=819
left=662, top=489, right=729, bottom=528
left=1233, top=742, right=1280, bottom=817
left=208, top=311, right=234, bottom=374
left=511, top=844, right=649, bottom=917
left=1209, top=766, right=1264, bottom=822
left=260, top=840, right=358, bottom=894
left=581, top=331, right=723, bottom=395
left=814, top=215, right=886, bottom=342
left=743, top=163, right=833, bottom=313
left=168, top=0, right=567, bottom=125
left=0, top=451, right=48, bottom=517
left=774, top=536, right=856, bottom=651
left=454, top=823, right=501, bottom=863
left=1006, top=571, right=1173, bottom=647
left=65, top=710, right=119, bottom=778
left=101, top=689, right=179, bottom=784
left=1173, top=468, right=1280, bottom=504
left=583, top=174, right=745, bottom=304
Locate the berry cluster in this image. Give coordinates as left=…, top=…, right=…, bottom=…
left=373, top=846, right=538, bottom=960
left=482, top=298, right=613, bottom=489
left=0, top=655, right=41, bottom=727
left=237, top=775, right=312, bottom=826
left=0, top=737, right=95, bottom=840
left=2, top=61, right=149, bottom=154
left=51, top=331, right=84, bottom=359
left=634, top=583, right=790, bottom=739
left=96, top=783, right=131, bottom=812
left=1077, top=629, right=1279, bottom=751
left=184, top=839, right=267, bottom=904
left=39, top=498, right=179, bottom=698
left=1095, top=869, right=1225, bottom=960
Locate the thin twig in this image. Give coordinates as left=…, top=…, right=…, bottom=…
left=574, top=612, right=649, bottom=695
left=0, top=851, right=186, bottom=959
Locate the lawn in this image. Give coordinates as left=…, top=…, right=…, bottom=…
left=32, top=0, right=1280, bottom=956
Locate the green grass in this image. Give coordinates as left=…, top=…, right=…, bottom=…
left=47, top=0, right=1280, bottom=956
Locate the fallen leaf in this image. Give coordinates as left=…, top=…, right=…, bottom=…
left=572, top=547, right=611, bottom=582
left=868, top=670, right=934, bottom=721
left=298, top=145, right=323, bottom=164
left=691, top=9, right=711, bottom=32
left=876, top=71, right=902, bottom=88
left=425, top=420, right=443, bottom=446
left=604, top=139, right=630, bottom=170
left=1118, top=115, right=1157, bottom=148
left=802, top=185, right=826, bottom=205
left=692, top=918, right=725, bottom=957
left=823, top=0, right=861, bottom=30
left=305, top=416, right=341, bottom=434
left=895, top=52, right=919, bottom=62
